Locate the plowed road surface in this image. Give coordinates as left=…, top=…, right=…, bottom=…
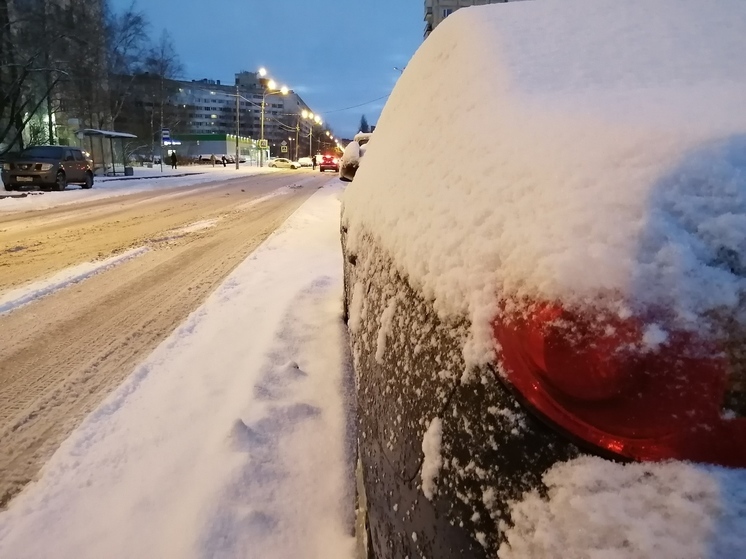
left=0, top=170, right=329, bottom=507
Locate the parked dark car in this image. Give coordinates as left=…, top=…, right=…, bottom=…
left=342, top=1, right=746, bottom=558
left=1, top=146, right=94, bottom=191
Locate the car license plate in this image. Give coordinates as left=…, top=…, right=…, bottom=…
left=17, top=176, right=33, bottom=182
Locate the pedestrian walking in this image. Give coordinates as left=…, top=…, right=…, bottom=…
left=170, top=151, right=178, bottom=169
left=312, top=154, right=317, bottom=170
left=210, top=154, right=216, bottom=167
left=221, top=155, right=227, bottom=167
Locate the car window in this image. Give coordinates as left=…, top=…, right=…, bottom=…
left=64, top=149, right=75, bottom=161
left=73, top=150, right=85, bottom=161
left=19, top=146, right=64, bottom=159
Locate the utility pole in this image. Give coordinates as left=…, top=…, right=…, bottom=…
left=260, top=93, right=266, bottom=167
left=295, top=116, right=300, bottom=160
left=235, top=83, right=240, bottom=169
left=159, top=77, right=164, bottom=173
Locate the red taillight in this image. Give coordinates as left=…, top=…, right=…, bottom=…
left=494, top=302, right=746, bottom=467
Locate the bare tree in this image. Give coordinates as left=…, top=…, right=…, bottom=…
left=0, top=0, right=70, bottom=154
left=106, top=0, right=149, bottom=123
left=143, top=30, right=183, bottom=157
left=57, top=0, right=111, bottom=131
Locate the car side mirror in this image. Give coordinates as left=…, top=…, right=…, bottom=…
left=339, top=162, right=358, bottom=182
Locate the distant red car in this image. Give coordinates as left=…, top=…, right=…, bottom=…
left=319, top=154, right=339, bottom=173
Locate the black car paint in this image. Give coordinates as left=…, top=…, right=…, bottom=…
left=342, top=226, right=582, bottom=558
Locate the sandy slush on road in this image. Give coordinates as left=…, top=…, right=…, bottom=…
left=0, top=171, right=330, bottom=506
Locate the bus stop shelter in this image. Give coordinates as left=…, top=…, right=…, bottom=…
left=78, top=129, right=137, bottom=176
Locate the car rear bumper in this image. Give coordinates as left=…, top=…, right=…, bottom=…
left=2, top=171, right=56, bottom=187
left=320, top=166, right=339, bottom=172
left=344, top=231, right=582, bottom=558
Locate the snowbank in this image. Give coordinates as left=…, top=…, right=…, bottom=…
left=0, top=182, right=354, bottom=559
left=0, top=247, right=148, bottom=315
left=342, top=0, right=746, bottom=342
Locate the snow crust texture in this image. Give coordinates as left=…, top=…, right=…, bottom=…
left=421, top=417, right=443, bottom=500
left=500, top=456, right=746, bottom=559
left=342, top=0, right=746, bottom=341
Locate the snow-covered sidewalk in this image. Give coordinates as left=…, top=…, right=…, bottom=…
left=0, top=182, right=355, bottom=559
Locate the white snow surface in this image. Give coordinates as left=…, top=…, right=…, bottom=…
left=0, top=182, right=355, bottom=559
left=421, top=417, right=443, bottom=501
left=375, top=295, right=399, bottom=363
left=341, top=141, right=361, bottom=168
left=342, top=0, right=746, bottom=344
left=500, top=456, right=746, bottom=559
left=0, top=247, right=148, bottom=315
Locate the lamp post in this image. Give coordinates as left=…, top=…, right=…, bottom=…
left=300, top=110, right=322, bottom=158
left=258, top=70, right=289, bottom=167
left=235, top=83, right=240, bottom=169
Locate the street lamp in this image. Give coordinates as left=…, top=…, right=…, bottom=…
left=259, top=69, right=289, bottom=167
left=300, top=111, right=323, bottom=158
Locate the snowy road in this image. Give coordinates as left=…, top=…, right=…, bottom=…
left=0, top=170, right=327, bottom=507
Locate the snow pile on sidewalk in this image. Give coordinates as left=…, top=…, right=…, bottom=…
left=0, top=183, right=355, bottom=559
left=500, top=456, right=746, bottom=559
left=343, top=0, right=746, bottom=342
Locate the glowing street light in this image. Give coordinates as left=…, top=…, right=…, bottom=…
left=259, top=68, right=289, bottom=167
left=301, top=110, right=323, bottom=157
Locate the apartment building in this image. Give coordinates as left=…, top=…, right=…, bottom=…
left=113, top=70, right=325, bottom=159
left=172, top=73, right=314, bottom=150
left=424, top=0, right=515, bottom=37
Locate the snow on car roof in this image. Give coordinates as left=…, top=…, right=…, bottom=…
left=343, top=0, right=746, bottom=345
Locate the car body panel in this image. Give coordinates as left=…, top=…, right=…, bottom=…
left=319, top=154, right=339, bottom=172
left=268, top=157, right=300, bottom=169
left=343, top=231, right=581, bottom=557
left=2, top=146, right=93, bottom=189
left=340, top=0, right=746, bottom=554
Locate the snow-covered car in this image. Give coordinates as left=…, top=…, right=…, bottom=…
left=298, top=157, right=313, bottom=167
left=339, top=132, right=371, bottom=182
left=268, top=157, right=300, bottom=169
left=342, top=1, right=746, bottom=558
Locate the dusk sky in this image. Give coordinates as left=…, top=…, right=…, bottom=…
left=110, top=0, right=423, bottom=139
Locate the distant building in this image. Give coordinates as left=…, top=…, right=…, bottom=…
left=114, top=71, right=322, bottom=160
left=424, top=0, right=521, bottom=37
left=172, top=73, right=314, bottom=149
